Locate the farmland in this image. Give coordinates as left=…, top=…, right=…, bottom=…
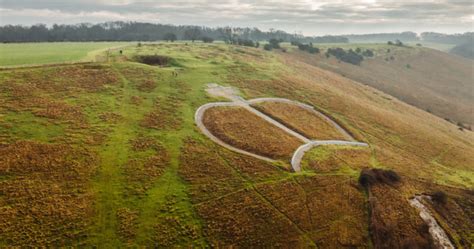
left=0, top=42, right=473, bottom=247
left=0, top=42, right=131, bottom=67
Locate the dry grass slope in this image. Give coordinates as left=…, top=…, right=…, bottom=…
left=253, top=101, right=348, bottom=140
left=202, top=106, right=303, bottom=160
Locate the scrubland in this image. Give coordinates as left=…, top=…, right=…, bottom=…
left=0, top=42, right=472, bottom=247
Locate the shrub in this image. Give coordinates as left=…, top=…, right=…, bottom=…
left=298, top=43, right=320, bottom=54
left=355, top=47, right=362, bottom=53
left=432, top=191, right=447, bottom=205
left=202, top=36, right=214, bottom=43
left=290, top=40, right=301, bottom=46
left=358, top=168, right=401, bottom=189
left=327, top=47, right=364, bottom=65
left=263, top=44, right=273, bottom=51
left=268, top=38, right=281, bottom=49
left=255, top=42, right=260, bottom=48
left=237, top=39, right=255, bottom=47
left=387, top=41, right=394, bottom=45
left=362, top=49, right=374, bottom=57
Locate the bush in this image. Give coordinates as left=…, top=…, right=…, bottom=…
left=237, top=39, right=255, bottom=47
left=255, top=42, right=260, bottom=48
left=201, top=36, right=214, bottom=43
left=362, top=49, right=374, bottom=57
left=298, top=43, right=319, bottom=54
left=263, top=44, right=273, bottom=51
left=291, top=40, right=302, bottom=46
left=355, top=47, right=362, bottom=53
left=268, top=38, right=281, bottom=49
left=359, top=168, right=401, bottom=189
left=432, top=191, right=447, bottom=205
left=327, top=47, right=364, bottom=65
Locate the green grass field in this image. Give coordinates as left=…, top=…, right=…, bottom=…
left=0, top=42, right=132, bottom=67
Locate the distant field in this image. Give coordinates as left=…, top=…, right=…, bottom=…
left=407, top=42, right=456, bottom=52
left=0, top=42, right=131, bottom=67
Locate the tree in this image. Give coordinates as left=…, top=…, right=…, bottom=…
left=201, top=36, right=214, bottom=43
left=218, top=27, right=233, bottom=44
left=268, top=38, right=281, bottom=49
left=263, top=44, right=273, bottom=51
left=163, top=33, right=177, bottom=42
left=184, top=27, right=201, bottom=42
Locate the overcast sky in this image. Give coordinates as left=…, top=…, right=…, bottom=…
left=0, top=0, right=472, bottom=35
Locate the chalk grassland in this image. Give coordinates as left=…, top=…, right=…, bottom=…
left=0, top=42, right=132, bottom=67
left=202, top=106, right=302, bottom=160
left=285, top=44, right=474, bottom=126
left=0, top=42, right=472, bottom=247
left=252, top=101, right=348, bottom=140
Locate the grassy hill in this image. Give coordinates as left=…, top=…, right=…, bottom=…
left=285, top=44, right=474, bottom=128
left=0, top=43, right=472, bottom=247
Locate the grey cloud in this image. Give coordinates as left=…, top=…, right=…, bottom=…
left=0, top=0, right=472, bottom=34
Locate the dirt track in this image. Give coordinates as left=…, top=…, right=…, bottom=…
left=195, top=84, right=368, bottom=172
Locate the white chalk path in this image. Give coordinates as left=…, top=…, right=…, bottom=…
left=195, top=84, right=368, bottom=172
left=409, top=195, right=455, bottom=249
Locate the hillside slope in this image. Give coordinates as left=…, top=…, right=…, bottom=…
left=286, top=45, right=474, bottom=127
left=450, top=42, right=474, bottom=60
left=0, top=43, right=472, bottom=248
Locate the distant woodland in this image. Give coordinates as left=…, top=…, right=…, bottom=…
left=0, top=21, right=348, bottom=43
left=1, top=22, right=472, bottom=48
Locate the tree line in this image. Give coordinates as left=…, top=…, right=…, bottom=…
left=0, top=21, right=349, bottom=43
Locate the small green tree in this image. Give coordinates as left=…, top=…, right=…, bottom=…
left=263, top=44, right=273, bottom=51
left=163, top=33, right=177, bottom=42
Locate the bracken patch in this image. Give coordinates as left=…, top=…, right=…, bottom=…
left=0, top=141, right=97, bottom=246
left=202, top=106, right=302, bottom=160
left=253, top=101, right=347, bottom=140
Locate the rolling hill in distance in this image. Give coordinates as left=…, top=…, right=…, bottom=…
left=287, top=43, right=474, bottom=128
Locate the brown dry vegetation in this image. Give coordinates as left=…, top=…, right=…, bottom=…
left=0, top=141, right=97, bottom=246
left=119, top=66, right=159, bottom=92
left=140, top=81, right=188, bottom=130
left=229, top=52, right=474, bottom=186
left=306, top=146, right=372, bottom=173
left=178, top=139, right=246, bottom=203
left=202, top=106, right=302, bottom=160
left=411, top=181, right=474, bottom=247
left=287, top=47, right=474, bottom=126
left=150, top=196, right=201, bottom=247
left=369, top=184, right=433, bottom=249
left=257, top=176, right=369, bottom=248
left=196, top=189, right=307, bottom=247
left=253, top=101, right=348, bottom=140
left=116, top=208, right=139, bottom=243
